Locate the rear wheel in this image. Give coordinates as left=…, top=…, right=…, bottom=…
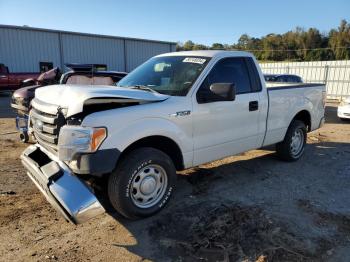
left=276, top=120, right=307, bottom=161
left=108, top=147, right=176, bottom=219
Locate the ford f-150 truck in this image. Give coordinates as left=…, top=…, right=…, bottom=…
left=21, top=51, right=326, bottom=224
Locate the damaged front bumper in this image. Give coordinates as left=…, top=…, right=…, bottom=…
left=21, top=144, right=105, bottom=224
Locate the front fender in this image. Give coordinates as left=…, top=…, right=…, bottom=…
left=80, top=96, right=193, bottom=169
left=101, top=117, right=192, bottom=153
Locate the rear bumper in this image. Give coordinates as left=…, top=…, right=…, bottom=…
left=21, top=144, right=105, bottom=224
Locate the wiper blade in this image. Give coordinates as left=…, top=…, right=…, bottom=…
left=128, top=85, right=158, bottom=93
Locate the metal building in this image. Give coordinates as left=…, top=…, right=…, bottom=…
left=0, top=24, right=177, bottom=73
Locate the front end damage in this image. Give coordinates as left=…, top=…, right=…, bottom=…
left=21, top=143, right=105, bottom=224
left=21, top=85, right=169, bottom=223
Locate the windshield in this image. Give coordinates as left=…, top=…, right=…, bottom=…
left=117, top=56, right=210, bottom=96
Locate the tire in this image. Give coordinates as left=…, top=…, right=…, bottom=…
left=19, top=132, right=29, bottom=143
left=276, top=120, right=307, bottom=162
left=108, top=147, right=176, bottom=219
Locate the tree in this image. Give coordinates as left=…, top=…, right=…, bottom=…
left=177, top=19, right=350, bottom=61
left=329, top=19, right=350, bottom=59
left=236, top=34, right=251, bottom=49
left=260, top=34, right=286, bottom=61
left=193, top=44, right=208, bottom=50
left=211, top=43, right=225, bottom=50
left=176, top=42, right=184, bottom=51
left=183, top=40, right=195, bottom=51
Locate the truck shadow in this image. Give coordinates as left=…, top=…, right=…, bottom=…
left=100, top=139, right=350, bottom=261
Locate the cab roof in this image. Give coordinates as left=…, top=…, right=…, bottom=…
left=156, top=50, right=255, bottom=59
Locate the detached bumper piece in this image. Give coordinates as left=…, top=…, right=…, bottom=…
left=21, top=145, right=105, bottom=224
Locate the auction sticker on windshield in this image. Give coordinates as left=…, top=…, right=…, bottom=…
left=183, top=57, right=207, bottom=64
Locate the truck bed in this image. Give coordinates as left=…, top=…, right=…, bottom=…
left=263, top=83, right=326, bottom=146
left=266, top=82, right=323, bottom=90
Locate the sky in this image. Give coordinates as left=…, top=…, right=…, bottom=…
left=0, top=0, right=349, bottom=45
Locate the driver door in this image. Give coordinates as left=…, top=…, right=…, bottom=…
left=192, top=57, right=262, bottom=165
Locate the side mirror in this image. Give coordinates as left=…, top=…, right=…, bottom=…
left=209, top=83, right=236, bottom=101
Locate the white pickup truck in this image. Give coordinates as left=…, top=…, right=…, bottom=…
left=21, top=51, right=326, bottom=223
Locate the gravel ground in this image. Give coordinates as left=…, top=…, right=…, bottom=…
left=0, top=95, right=349, bottom=261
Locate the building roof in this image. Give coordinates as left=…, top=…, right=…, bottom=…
left=0, top=24, right=176, bottom=45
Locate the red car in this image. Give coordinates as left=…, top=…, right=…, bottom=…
left=0, top=64, right=40, bottom=92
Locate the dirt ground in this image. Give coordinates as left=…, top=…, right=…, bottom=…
left=0, top=94, right=350, bottom=262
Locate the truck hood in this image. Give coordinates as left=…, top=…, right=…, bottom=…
left=34, top=84, right=170, bottom=117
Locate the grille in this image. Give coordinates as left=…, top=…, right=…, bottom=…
left=30, top=106, right=66, bottom=151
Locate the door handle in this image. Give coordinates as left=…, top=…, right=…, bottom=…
left=249, top=101, right=259, bottom=111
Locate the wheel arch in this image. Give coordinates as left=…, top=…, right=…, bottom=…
left=290, top=110, right=311, bottom=132
left=118, top=135, right=185, bottom=171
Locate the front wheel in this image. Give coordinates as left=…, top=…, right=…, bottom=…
left=19, top=132, right=29, bottom=143
left=108, top=147, right=176, bottom=219
left=276, top=120, right=307, bottom=161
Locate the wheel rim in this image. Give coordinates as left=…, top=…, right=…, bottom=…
left=130, top=164, right=168, bottom=208
left=290, top=128, right=304, bottom=156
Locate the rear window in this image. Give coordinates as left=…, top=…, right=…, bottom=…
left=246, top=57, right=262, bottom=92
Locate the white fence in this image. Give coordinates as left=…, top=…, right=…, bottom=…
left=259, top=60, right=350, bottom=99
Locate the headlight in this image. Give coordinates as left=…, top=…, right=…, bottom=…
left=58, top=126, right=107, bottom=161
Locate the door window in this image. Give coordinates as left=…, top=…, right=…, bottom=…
left=197, top=57, right=252, bottom=103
